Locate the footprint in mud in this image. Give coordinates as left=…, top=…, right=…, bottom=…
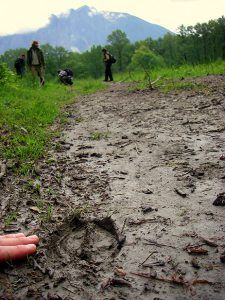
left=46, top=216, right=125, bottom=266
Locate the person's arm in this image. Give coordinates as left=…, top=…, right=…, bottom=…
left=40, top=50, right=45, bottom=68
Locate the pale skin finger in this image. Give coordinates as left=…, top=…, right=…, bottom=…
left=0, top=235, right=39, bottom=246
left=0, top=244, right=37, bottom=262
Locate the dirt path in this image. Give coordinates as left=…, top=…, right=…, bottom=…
left=1, top=76, right=225, bottom=299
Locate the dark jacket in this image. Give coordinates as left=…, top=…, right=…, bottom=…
left=27, top=47, right=45, bottom=67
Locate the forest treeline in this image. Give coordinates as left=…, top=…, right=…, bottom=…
left=0, top=16, right=225, bottom=80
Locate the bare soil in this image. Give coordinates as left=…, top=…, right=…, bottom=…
left=1, top=76, right=225, bottom=300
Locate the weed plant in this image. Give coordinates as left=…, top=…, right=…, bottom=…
left=4, top=211, right=17, bottom=226
left=90, top=131, right=111, bottom=140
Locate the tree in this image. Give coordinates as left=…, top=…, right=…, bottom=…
left=0, top=48, right=27, bottom=70
left=155, top=33, right=180, bottom=66
left=41, top=44, right=70, bottom=78
left=82, top=45, right=104, bottom=78
left=107, top=30, right=130, bottom=71
left=129, top=45, right=165, bottom=71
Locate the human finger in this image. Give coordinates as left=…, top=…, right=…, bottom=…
left=0, top=244, right=37, bottom=262
left=0, top=235, right=39, bottom=246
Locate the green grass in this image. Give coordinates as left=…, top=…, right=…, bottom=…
left=4, top=211, right=17, bottom=226
left=0, top=77, right=105, bottom=174
left=90, top=131, right=111, bottom=140
left=116, top=60, right=225, bottom=92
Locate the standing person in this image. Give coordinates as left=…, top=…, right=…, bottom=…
left=102, top=48, right=113, bottom=82
left=14, top=54, right=25, bottom=77
left=27, top=41, right=45, bottom=86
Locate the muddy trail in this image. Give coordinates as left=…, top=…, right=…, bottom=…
left=1, top=76, right=225, bottom=300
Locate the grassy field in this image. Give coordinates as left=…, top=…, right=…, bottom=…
left=0, top=76, right=105, bottom=174
left=116, top=60, right=225, bottom=91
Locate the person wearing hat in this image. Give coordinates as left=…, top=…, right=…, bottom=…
left=27, top=40, right=45, bottom=86
left=102, top=48, right=113, bottom=82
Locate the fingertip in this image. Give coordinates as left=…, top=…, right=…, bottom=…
left=27, top=235, right=39, bottom=244
left=26, top=244, right=37, bottom=254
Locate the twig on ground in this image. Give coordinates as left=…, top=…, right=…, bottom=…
left=62, top=286, right=77, bottom=295
left=143, top=260, right=165, bottom=267
left=144, top=239, right=176, bottom=249
left=184, top=244, right=208, bottom=254
left=121, top=218, right=127, bottom=234
left=139, top=251, right=157, bottom=266
left=199, top=236, right=218, bottom=247
left=130, top=271, right=212, bottom=287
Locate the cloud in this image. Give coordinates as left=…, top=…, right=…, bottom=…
left=0, top=0, right=224, bottom=35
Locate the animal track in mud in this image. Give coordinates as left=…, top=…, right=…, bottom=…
left=46, top=216, right=125, bottom=268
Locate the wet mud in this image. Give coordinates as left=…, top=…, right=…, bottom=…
left=1, top=75, right=225, bottom=299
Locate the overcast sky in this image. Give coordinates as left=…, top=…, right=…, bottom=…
left=0, top=0, right=224, bottom=35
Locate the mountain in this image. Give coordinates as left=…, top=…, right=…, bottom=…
left=0, top=6, right=172, bottom=54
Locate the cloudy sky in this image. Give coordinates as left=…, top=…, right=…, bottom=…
left=0, top=0, right=224, bottom=35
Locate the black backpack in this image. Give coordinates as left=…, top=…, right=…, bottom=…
left=110, top=54, right=116, bottom=64
left=64, top=68, right=73, bottom=77
left=14, top=58, right=22, bottom=68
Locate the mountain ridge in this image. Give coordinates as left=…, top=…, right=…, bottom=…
left=0, top=5, right=172, bottom=54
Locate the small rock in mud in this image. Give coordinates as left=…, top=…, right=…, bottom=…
left=213, top=192, right=225, bottom=206
left=47, top=293, right=63, bottom=300
left=141, top=206, right=158, bottom=214
left=174, top=188, right=187, bottom=198
left=53, top=275, right=66, bottom=287
left=142, top=189, right=153, bottom=194
left=90, top=152, right=102, bottom=158
left=27, top=287, right=37, bottom=297
left=191, top=258, right=200, bottom=269
left=220, top=252, right=225, bottom=263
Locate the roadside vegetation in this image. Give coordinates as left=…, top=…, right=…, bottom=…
left=0, top=70, right=105, bottom=174
left=117, top=60, right=225, bottom=91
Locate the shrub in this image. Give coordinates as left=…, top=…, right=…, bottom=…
left=0, top=62, right=16, bottom=87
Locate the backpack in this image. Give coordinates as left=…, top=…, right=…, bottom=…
left=14, top=58, right=22, bottom=68
left=64, top=68, right=73, bottom=77
left=58, top=70, right=67, bottom=77
left=110, top=54, right=116, bottom=64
